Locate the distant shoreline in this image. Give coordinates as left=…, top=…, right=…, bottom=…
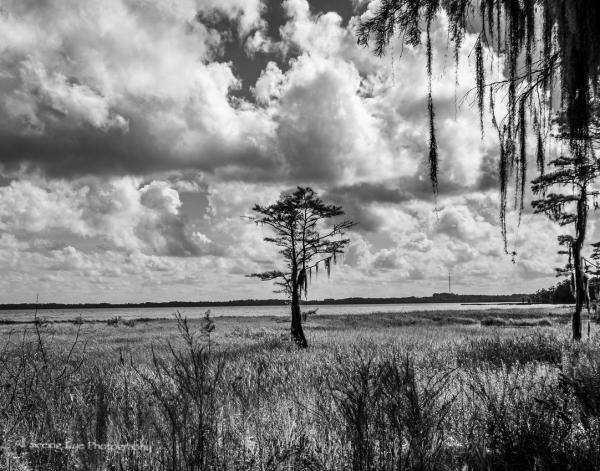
left=0, top=293, right=541, bottom=311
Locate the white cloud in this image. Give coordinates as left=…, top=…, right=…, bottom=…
left=0, top=178, right=205, bottom=257
left=253, top=61, right=286, bottom=105
left=201, top=0, right=266, bottom=35
left=280, top=0, right=347, bottom=57
left=0, top=179, right=88, bottom=234
left=245, top=29, right=276, bottom=56
left=6, top=58, right=129, bottom=132
left=274, top=54, right=396, bottom=184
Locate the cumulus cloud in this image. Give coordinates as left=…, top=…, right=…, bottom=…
left=0, top=177, right=210, bottom=257
left=200, top=0, right=266, bottom=35
left=253, top=61, right=287, bottom=104
left=332, top=193, right=563, bottom=295
left=273, top=55, right=395, bottom=183
left=0, top=0, right=278, bottom=178
left=6, top=59, right=129, bottom=134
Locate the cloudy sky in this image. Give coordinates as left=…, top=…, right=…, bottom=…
left=0, top=0, right=586, bottom=303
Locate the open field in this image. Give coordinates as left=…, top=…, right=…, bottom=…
left=1, top=306, right=600, bottom=470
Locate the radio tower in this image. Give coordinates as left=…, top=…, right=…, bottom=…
left=448, top=270, right=451, bottom=293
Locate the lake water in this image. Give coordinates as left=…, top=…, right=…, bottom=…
left=0, top=302, right=564, bottom=323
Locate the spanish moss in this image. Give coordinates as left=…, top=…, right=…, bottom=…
left=426, top=19, right=439, bottom=195
left=357, top=0, right=600, bottom=246
left=475, top=34, right=485, bottom=134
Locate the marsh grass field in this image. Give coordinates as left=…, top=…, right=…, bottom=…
left=2, top=306, right=600, bottom=470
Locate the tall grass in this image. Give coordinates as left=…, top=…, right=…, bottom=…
left=1, top=314, right=600, bottom=470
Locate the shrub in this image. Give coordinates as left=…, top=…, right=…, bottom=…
left=132, top=312, right=224, bottom=470
left=321, top=350, right=456, bottom=471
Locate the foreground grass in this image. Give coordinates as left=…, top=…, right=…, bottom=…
left=1, top=307, right=599, bottom=470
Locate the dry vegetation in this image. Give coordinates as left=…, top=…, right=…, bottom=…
left=1, top=307, right=600, bottom=470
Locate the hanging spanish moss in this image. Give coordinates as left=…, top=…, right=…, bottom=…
left=518, top=98, right=527, bottom=213
left=426, top=18, right=438, bottom=195
left=475, top=34, right=485, bottom=134
left=357, top=0, right=600, bottom=247
left=490, top=92, right=509, bottom=251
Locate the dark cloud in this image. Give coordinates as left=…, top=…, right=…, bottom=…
left=477, top=150, right=500, bottom=190
left=324, top=175, right=474, bottom=233
left=373, top=250, right=402, bottom=269
left=327, top=175, right=466, bottom=206
left=340, top=200, right=384, bottom=232
left=276, top=68, right=360, bottom=182
left=308, top=0, right=355, bottom=25
left=326, top=181, right=411, bottom=204
left=0, top=114, right=278, bottom=179
left=324, top=182, right=409, bottom=232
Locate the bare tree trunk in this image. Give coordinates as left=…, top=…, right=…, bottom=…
left=573, top=241, right=584, bottom=341
left=290, top=283, right=307, bottom=348
left=572, top=188, right=588, bottom=341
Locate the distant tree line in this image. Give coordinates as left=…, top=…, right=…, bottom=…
left=533, top=279, right=576, bottom=304
left=0, top=293, right=538, bottom=311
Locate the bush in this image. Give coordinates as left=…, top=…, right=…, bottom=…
left=132, top=312, right=224, bottom=470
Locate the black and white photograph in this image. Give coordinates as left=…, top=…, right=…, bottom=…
left=0, top=0, right=598, bottom=469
